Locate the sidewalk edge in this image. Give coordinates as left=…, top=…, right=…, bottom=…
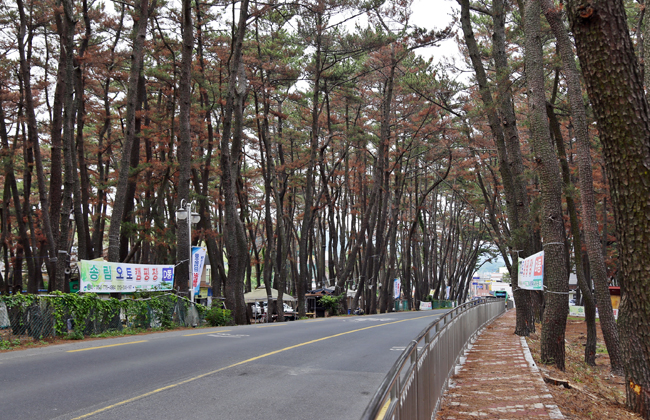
left=519, top=335, right=565, bottom=419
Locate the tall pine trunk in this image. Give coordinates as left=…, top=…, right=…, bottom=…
left=566, top=0, right=650, bottom=415
left=541, top=0, right=623, bottom=374
left=107, top=0, right=155, bottom=263
left=523, top=0, right=569, bottom=371
left=16, top=0, right=58, bottom=287
left=220, top=0, right=250, bottom=324
left=460, top=0, right=536, bottom=335
left=175, top=0, right=193, bottom=294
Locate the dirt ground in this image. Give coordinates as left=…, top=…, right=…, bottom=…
left=526, top=318, right=640, bottom=420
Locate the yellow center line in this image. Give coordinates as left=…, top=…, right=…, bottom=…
left=256, top=324, right=287, bottom=328
left=71, top=313, right=438, bottom=419
left=184, top=330, right=231, bottom=336
left=67, top=341, right=148, bottom=353
left=305, top=319, right=326, bottom=323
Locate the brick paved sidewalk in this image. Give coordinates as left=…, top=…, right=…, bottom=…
left=436, top=309, right=565, bottom=419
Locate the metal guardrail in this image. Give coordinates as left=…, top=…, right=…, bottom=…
left=361, top=298, right=508, bottom=420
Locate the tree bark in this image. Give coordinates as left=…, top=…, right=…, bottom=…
left=107, top=0, right=155, bottom=263
left=541, top=0, right=623, bottom=374
left=523, top=0, right=569, bottom=370
left=174, top=0, right=193, bottom=294
left=0, top=97, right=36, bottom=290
left=547, top=102, right=597, bottom=366
left=54, top=0, right=79, bottom=291
left=220, top=0, right=250, bottom=324
left=298, top=8, right=323, bottom=317
left=459, top=0, right=536, bottom=335
left=49, top=8, right=66, bottom=267
left=72, top=0, right=92, bottom=260
left=493, top=0, right=538, bottom=332
left=195, top=0, right=222, bottom=302
left=565, top=0, right=650, bottom=414
left=16, top=0, right=58, bottom=286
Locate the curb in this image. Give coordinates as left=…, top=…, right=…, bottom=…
left=520, top=336, right=565, bottom=419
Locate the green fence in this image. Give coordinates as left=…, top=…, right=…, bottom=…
left=0, top=293, right=206, bottom=343
left=431, top=300, right=454, bottom=309
left=394, top=300, right=409, bottom=311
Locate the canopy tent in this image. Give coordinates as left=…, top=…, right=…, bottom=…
left=244, top=287, right=296, bottom=303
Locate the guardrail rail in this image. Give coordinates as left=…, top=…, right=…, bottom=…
left=361, top=298, right=508, bottom=420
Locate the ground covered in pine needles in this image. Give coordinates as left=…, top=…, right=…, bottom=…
left=526, top=318, right=640, bottom=419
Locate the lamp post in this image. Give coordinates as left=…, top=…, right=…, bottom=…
left=176, top=199, right=200, bottom=301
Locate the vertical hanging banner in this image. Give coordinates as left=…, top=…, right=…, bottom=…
left=393, top=278, right=401, bottom=300
left=518, top=251, right=544, bottom=291
left=191, top=246, right=207, bottom=297
left=78, top=260, right=174, bottom=293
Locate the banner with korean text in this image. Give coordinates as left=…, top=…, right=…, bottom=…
left=191, top=246, right=207, bottom=298
left=78, top=260, right=174, bottom=293
left=393, top=278, right=401, bottom=300
left=518, top=251, right=544, bottom=291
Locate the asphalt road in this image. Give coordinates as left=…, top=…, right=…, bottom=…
left=0, top=310, right=446, bottom=420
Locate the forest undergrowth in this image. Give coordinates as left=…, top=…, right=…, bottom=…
left=527, top=319, right=640, bottom=419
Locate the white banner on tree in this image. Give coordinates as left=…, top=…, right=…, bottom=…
left=518, top=251, right=544, bottom=291
left=78, top=260, right=174, bottom=293
left=191, top=246, right=207, bottom=298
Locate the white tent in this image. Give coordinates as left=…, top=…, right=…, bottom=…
left=243, top=287, right=296, bottom=303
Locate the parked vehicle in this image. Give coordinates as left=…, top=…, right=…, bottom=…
left=252, top=301, right=267, bottom=320
left=282, top=303, right=296, bottom=321
left=252, top=301, right=296, bottom=321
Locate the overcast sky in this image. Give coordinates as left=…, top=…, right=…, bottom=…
left=410, top=0, right=461, bottom=62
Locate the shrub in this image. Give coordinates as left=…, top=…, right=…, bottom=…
left=0, top=292, right=205, bottom=339
left=319, top=295, right=343, bottom=316
left=205, top=306, right=233, bottom=326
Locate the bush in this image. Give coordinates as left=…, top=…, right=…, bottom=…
left=0, top=292, right=205, bottom=339
left=319, top=295, right=343, bottom=316
left=205, top=306, right=233, bottom=326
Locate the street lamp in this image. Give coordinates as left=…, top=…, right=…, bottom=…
left=176, top=199, right=200, bottom=301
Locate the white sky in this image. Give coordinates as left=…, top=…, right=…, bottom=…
left=410, top=0, right=461, bottom=63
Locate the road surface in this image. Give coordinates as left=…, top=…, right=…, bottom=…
left=0, top=310, right=446, bottom=419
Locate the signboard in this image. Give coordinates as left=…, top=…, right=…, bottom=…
left=569, top=305, right=585, bottom=317
left=419, top=301, right=432, bottom=311
left=393, top=279, right=401, bottom=300
left=518, top=251, right=544, bottom=291
left=191, top=246, right=207, bottom=299
left=570, top=305, right=619, bottom=320
left=78, top=260, right=174, bottom=293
